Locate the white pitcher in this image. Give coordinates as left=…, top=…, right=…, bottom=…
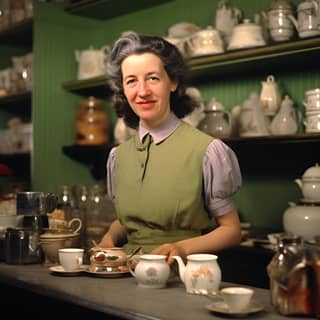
left=260, top=75, right=281, bottom=116
left=173, top=254, right=221, bottom=295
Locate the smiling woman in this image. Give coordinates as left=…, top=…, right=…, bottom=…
left=96, top=32, right=242, bottom=264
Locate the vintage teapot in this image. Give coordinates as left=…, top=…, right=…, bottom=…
left=294, top=163, right=320, bottom=202
left=173, top=254, right=221, bottom=295
left=75, top=45, right=109, bottom=80
left=197, top=97, right=231, bottom=137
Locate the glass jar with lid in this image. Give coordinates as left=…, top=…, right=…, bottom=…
left=75, top=96, right=109, bottom=145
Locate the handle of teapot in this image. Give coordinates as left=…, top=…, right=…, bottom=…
left=287, top=14, right=298, bottom=30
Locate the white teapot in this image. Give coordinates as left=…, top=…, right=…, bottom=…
left=294, top=163, right=320, bottom=202
left=260, top=75, right=281, bottom=116
left=75, top=45, right=109, bottom=80
left=173, top=254, right=221, bottom=295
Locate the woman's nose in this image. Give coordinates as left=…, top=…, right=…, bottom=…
left=137, top=81, right=151, bottom=96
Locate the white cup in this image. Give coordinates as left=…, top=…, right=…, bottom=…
left=58, top=248, right=84, bottom=272
left=220, top=287, right=254, bottom=312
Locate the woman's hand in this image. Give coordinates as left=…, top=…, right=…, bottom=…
left=151, top=243, right=187, bottom=265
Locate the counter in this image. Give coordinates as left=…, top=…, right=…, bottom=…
left=0, top=263, right=313, bottom=320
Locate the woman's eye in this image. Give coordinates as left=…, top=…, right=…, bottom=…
left=148, top=76, right=159, bottom=82
left=125, top=79, right=136, bottom=86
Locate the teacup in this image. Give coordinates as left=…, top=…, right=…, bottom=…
left=220, top=287, right=254, bottom=312
left=128, top=254, right=170, bottom=289
left=58, top=248, right=84, bottom=272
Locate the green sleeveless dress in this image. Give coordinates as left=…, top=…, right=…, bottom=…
left=115, top=122, right=214, bottom=253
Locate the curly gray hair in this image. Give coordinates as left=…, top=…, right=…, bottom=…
left=106, top=31, right=197, bottom=129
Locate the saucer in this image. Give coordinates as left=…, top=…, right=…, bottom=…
left=84, top=269, right=130, bottom=278
left=206, top=301, right=264, bottom=317
left=300, top=198, right=320, bottom=205
left=49, top=265, right=88, bottom=276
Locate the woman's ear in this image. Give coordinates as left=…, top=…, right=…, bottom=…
left=170, top=81, right=178, bottom=92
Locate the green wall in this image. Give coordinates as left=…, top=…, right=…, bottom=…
left=31, top=0, right=316, bottom=230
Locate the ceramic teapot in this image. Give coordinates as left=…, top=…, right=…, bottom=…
left=186, top=26, right=224, bottom=57
left=173, top=254, right=221, bottom=295
left=215, top=0, right=242, bottom=44
left=268, top=0, right=296, bottom=42
left=283, top=202, right=320, bottom=241
left=260, top=75, right=281, bottom=116
left=294, top=163, right=320, bottom=202
left=128, top=254, right=170, bottom=288
left=288, top=0, right=320, bottom=38
left=75, top=45, right=109, bottom=80
left=270, top=95, right=299, bottom=135
left=197, top=97, right=231, bottom=137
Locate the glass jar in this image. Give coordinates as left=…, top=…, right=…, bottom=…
left=75, top=96, right=109, bottom=145
left=267, top=234, right=320, bottom=316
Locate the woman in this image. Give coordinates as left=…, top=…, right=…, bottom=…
left=98, top=32, right=242, bottom=264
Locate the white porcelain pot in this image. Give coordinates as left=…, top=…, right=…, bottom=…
left=283, top=202, right=320, bottom=241
left=173, top=254, right=221, bottom=295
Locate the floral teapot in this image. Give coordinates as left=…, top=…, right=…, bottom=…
left=173, top=254, right=221, bottom=295
left=75, top=45, right=109, bottom=80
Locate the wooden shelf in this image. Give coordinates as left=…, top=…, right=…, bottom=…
left=0, top=18, right=33, bottom=48
left=0, top=91, right=32, bottom=115
left=64, top=0, right=173, bottom=20
left=62, top=144, right=113, bottom=180
left=62, top=37, right=320, bottom=95
left=188, top=36, right=320, bottom=79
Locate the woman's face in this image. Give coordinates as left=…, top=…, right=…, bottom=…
left=121, top=52, right=178, bottom=129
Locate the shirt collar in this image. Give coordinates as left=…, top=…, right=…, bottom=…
left=138, top=113, right=181, bottom=145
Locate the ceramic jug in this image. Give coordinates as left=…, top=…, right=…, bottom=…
left=215, top=0, right=242, bottom=44
left=129, top=254, right=170, bottom=288
left=173, top=254, right=221, bottom=295
left=75, top=45, right=109, bottom=80
left=270, top=95, right=298, bottom=135
left=260, top=75, right=281, bottom=116
left=288, top=0, right=320, bottom=38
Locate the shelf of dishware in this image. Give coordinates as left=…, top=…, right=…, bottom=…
left=61, top=36, right=320, bottom=96
left=0, top=17, right=33, bottom=47
left=64, top=0, right=173, bottom=20
left=0, top=91, right=32, bottom=115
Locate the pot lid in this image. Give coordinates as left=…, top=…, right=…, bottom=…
left=302, top=163, right=320, bottom=179
left=270, top=0, right=293, bottom=10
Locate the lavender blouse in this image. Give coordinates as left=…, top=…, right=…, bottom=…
left=106, top=113, right=242, bottom=219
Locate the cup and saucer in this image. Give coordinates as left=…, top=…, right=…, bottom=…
left=205, top=287, right=264, bottom=317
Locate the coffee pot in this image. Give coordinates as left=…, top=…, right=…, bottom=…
left=173, top=254, right=221, bottom=295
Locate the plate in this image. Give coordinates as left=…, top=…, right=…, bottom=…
left=206, top=301, right=264, bottom=317
left=49, top=265, right=88, bottom=276
left=84, top=269, right=131, bottom=278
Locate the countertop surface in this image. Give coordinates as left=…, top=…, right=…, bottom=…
left=0, top=262, right=314, bottom=320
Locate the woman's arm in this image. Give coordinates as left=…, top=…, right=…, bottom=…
left=97, top=219, right=127, bottom=248
left=151, top=209, right=241, bottom=264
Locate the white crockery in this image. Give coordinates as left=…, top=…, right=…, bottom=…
left=220, top=287, right=254, bottom=312
left=173, top=254, right=221, bottom=295
left=58, top=248, right=84, bottom=272
left=129, top=254, right=170, bottom=289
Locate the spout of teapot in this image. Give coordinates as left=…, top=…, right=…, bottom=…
left=172, top=255, right=186, bottom=284
left=294, top=178, right=303, bottom=190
